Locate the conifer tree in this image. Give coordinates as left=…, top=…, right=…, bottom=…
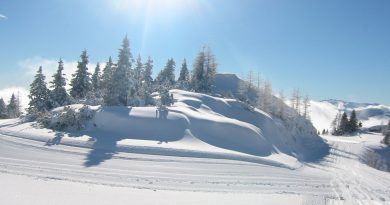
left=156, top=58, right=176, bottom=86
left=7, top=94, right=19, bottom=118
left=177, top=59, right=190, bottom=90
left=70, top=50, right=92, bottom=100
left=134, top=55, right=144, bottom=95
left=339, top=112, right=349, bottom=135
left=91, top=63, right=102, bottom=95
left=50, top=58, right=70, bottom=107
left=348, top=109, right=358, bottom=133
left=111, top=36, right=134, bottom=106
left=28, top=66, right=51, bottom=114
left=0, top=98, right=7, bottom=118
left=143, top=56, right=153, bottom=86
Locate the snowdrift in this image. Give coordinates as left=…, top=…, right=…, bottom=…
left=78, top=89, right=328, bottom=161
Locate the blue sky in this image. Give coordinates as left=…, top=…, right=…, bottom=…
left=0, top=0, right=389, bottom=104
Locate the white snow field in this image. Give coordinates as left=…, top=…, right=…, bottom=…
left=0, top=89, right=389, bottom=204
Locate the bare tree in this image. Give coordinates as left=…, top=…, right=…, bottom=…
left=277, top=90, right=286, bottom=120
left=303, top=95, right=310, bottom=120
left=291, top=88, right=301, bottom=115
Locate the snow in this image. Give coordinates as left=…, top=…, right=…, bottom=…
left=309, top=99, right=390, bottom=131
left=0, top=87, right=389, bottom=204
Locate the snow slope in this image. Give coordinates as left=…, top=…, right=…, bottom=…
left=310, top=99, right=390, bottom=132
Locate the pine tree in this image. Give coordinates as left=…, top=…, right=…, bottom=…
left=339, top=112, right=349, bottom=135
left=291, top=89, right=301, bottom=115
left=7, top=94, right=19, bottom=118
left=191, top=47, right=217, bottom=93
left=28, top=66, right=51, bottom=114
left=277, top=90, right=286, bottom=120
left=101, top=57, right=116, bottom=105
left=143, top=56, right=153, bottom=86
left=110, top=35, right=134, bottom=106
left=156, top=58, right=176, bottom=86
left=0, top=98, right=8, bottom=118
left=91, top=63, right=102, bottom=95
left=348, top=109, right=358, bottom=133
left=177, top=59, right=190, bottom=90
left=70, top=50, right=92, bottom=100
left=139, top=56, right=154, bottom=106
left=50, top=58, right=70, bottom=107
left=134, top=55, right=144, bottom=96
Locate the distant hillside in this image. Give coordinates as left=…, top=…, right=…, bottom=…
left=310, top=99, right=390, bottom=132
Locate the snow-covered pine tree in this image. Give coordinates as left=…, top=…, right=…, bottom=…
left=28, top=66, right=51, bottom=115
left=143, top=56, right=153, bottom=87
left=70, top=50, right=92, bottom=100
left=177, top=59, right=190, bottom=90
left=191, top=47, right=217, bottom=93
left=156, top=58, right=176, bottom=86
left=50, top=58, right=70, bottom=107
left=91, top=63, right=102, bottom=96
left=7, top=93, right=19, bottom=118
left=348, top=109, right=358, bottom=133
left=0, top=98, right=8, bottom=118
left=134, top=55, right=144, bottom=96
left=339, top=112, right=349, bottom=135
left=101, top=57, right=116, bottom=105
left=111, top=36, right=134, bottom=106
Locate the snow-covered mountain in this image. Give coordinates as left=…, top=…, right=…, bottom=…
left=310, top=99, right=390, bottom=132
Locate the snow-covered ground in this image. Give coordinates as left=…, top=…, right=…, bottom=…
left=0, top=89, right=389, bottom=204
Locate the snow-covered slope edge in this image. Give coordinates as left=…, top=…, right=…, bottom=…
left=0, top=89, right=329, bottom=167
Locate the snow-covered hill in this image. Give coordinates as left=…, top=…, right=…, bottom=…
left=310, top=99, right=390, bottom=132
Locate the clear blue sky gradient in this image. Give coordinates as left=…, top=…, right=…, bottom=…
left=0, top=0, right=389, bottom=104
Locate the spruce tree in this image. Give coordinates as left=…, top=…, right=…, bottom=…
left=70, top=50, right=92, bottom=100
left=156, top=58, right=176, bottom=86
left=134, top=55, right=144, bottom=95
left=91, top=63, right=102, bottom=95
left=140, top=56, right=154, bottom=105
left=28, top=66, right=51, bottom=114
left=102, top=57, right=117, bottom=105
left=111, top=35, right=133, bottom=106
left=348, top=109, right=358, bottom=133
left=0, top=98, right=8, bottom=118
left=7, top=94, right=19, bottom=118
left=143, top=56, right=153, bottom=86
left=50, top=58, right=70, bottom=107
left=339, top=112, right=349, bottom=135
left=177, top=59, right=190, bottom=90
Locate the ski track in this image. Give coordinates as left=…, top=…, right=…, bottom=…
left=0, top=132, right=389, bottom=204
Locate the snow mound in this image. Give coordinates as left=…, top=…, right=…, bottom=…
left=82, top=89, right=328, bottom=161
left=310, top=99, right=390, bottom=131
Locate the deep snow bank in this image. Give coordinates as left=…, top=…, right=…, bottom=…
left=82, top=89, right=328, bottom=161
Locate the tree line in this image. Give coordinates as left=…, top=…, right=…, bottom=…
left=331, top=110, right=361, bottom=136
left=0, top=93, right=22, bottom=119
left=27, top=36, right=217, bottom=116
left=238, top=70, right=311, bottom=121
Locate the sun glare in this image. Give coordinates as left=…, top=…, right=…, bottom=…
left=110, top=0, right=201, bottom=16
